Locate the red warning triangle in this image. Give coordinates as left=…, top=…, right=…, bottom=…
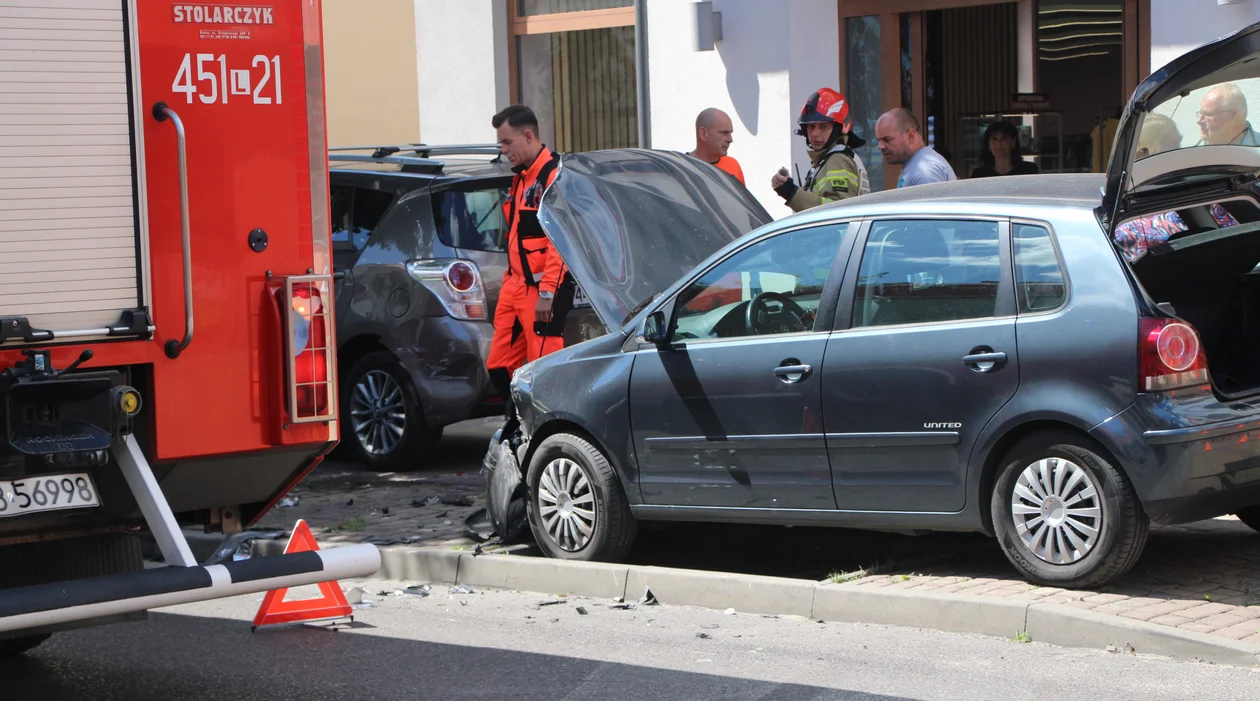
left=252, top=519, right=353, bottom=628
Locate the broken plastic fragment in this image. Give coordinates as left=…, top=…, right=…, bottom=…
left=575, top=606, right=588, bottom=615
left=277, top=496, right=299, bottom=508
left=449, top=584, right=474, bottom=595
left=440, top=494, right=475, bottom=507
left=638, top=586, right=659, bottom=607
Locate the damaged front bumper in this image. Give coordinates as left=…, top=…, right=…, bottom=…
left=480, top=417, right=530, bottom=542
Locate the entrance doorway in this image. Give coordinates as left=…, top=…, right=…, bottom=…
left=840, top=0, right=1142, bottom=190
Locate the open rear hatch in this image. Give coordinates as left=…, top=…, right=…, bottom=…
left=1102, top=21, right=1260, bottom=397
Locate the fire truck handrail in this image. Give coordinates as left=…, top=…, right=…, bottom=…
left=152, top=102, right=194, bottom=360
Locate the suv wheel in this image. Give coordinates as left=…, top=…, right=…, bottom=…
left=341, top=351, right=442, bottom=472
left=0, top=634, right=49, bottom=657
left=991, top=433, right=1148, bottom=588
left=526, top=433, right=637, bottom=561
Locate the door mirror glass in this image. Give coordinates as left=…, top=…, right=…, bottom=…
left=642, top=310, right=668, bottom=344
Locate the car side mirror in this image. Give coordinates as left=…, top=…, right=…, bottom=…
left=641, top=310, right=669, bottom=346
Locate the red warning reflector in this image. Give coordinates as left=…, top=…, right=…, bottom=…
left=252, top=519, right=353, bottom=629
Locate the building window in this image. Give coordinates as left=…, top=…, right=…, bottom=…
left=509, top=1, right=638, bottom=153
left=845, top=16, right=884, bottom=193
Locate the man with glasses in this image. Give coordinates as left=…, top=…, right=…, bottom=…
left=1198, top=83, right=1260, bottom=146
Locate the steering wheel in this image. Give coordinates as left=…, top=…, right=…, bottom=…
left=745, top=291, right=811, bottom=335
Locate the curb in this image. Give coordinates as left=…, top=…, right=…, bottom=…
left=254, top=541, right=1260, bottom=668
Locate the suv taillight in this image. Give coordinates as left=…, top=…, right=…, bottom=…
left=406, top=259, right=487, bottom=320
left=1139, top=317, right=1209, bottom=392
left=286, top=276, right=337, bottom=422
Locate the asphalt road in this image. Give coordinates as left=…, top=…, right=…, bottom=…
left=7, top=579, right=1258, bottom=701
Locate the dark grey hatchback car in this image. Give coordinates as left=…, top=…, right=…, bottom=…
left=485, top=25, right=1260, bottom=589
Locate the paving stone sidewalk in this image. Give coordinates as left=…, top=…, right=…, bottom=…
left=255, top=417, right=1260, bottom=647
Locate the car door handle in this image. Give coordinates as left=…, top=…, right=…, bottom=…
left=773, top=363, right=813, bottom=383
left=961, top=352, right=1006, bottom=364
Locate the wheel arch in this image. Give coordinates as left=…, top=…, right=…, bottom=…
left=521, top=415, right=635, bottom=497
left=974, top=418, right=1127, bottom=535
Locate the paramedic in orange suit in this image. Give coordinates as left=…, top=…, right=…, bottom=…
left=485, top=104, right=569, bottom=405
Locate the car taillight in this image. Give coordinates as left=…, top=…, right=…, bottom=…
left=287, top=276, right=337, bottom=422
left=406, top=259, right=487, bottom=320
left=1139, top=317, right=1209, bottom=392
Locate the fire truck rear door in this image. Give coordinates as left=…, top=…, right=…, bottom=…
left=0, top=0, right=149, bottom=339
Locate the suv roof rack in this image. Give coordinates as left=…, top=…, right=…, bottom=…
left=329, top=143, right=503, bottom=160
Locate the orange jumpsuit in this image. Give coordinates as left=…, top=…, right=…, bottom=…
left=486, top=146, right=567, bottom=376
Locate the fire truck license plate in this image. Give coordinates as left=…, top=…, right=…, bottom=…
left=0, top=473, right=100, bottom=518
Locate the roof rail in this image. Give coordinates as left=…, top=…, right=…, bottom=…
left=327, top=154, right=444, bottom=169
left=328, top=143, right=502, bottom=160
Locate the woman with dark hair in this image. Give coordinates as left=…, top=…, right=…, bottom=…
left=970, top=121, right=1040, bottom=178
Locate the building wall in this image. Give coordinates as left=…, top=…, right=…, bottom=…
left=645, top=0, right=840, bottom=218
left=321, top=0, right=420, bottom=147
left=1150, top=0, right=1260, bottom=73
left=414, top=0, right=510, bottom=145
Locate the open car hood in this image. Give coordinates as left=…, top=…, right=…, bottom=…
left=538, top=149, right=773, bottom=330
left=1102, top=21, right=1260, bottom=232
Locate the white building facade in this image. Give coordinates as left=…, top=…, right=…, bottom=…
left=323, top=0, right=1260, bottom=218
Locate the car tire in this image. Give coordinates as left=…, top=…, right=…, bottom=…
left=990, top=433, right=1149, bottom=589
left=0, top=634, right=49, bottom=657
left=1235, top=505, right=1260, bottom=532
left=526, top=433, right=637, bottom=562
left=341, top=351, right=442, bottom=472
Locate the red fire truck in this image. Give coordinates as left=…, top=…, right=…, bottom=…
left=0, top=0, right=379, bottom=653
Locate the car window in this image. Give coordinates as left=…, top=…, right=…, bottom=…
left=330, top=185, right=353, bottom=251
left=852, top=219, right=1001, bottom=328
left=671, top=225, right=844, bottom=342
left=331, top=186, right=393, bottom=254
left=1013, top=223, right=1066, bottom=313
left=433, top=184, right=510, bottom=253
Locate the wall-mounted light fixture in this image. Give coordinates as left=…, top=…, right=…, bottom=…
left=695, top=1, right=723, bottom=51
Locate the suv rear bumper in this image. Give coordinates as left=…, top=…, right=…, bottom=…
left=1092, top=402, right=1260, bottom=524
left=395, top=316, right=502, bottom=426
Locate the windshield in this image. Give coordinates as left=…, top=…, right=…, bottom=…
left=1138, top=76, right=1260, bottom=159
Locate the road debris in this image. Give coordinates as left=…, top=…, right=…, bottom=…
left=441, top=494, right=475, bottom=507
left=696, top=632, right=711, bottom=639
left=638, top=586, right=659, bottom=607
left=576, top=606, right=588, bottom=615
left=1106, top=643, right=1136, bottom=655
left=724, top=608, right=737, bottom=615
left=608, top=603, right=636, bottom=611
left=449, top=584, right=475, bottom=595
left=276, top=496, right=299, bottom=508
left=536, top=599, right=567, bottom=607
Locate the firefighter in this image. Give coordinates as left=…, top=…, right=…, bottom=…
left=770, top=88, right=870, bottom=211
left=485, top=104, right=573, bottom=405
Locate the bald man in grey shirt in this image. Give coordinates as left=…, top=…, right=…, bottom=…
left=875, top=107, right=956, bottom=187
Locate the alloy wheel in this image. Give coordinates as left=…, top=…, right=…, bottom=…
left=536, top=457, right=597, bottom=551
left=349, top=370, right=406, bottom=455
left=1010, top=457, right=1105, bottom=564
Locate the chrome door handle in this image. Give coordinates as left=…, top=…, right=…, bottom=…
left=153, top=102, right=194, bottom=360
left=773, top=363, right=813, bottom=383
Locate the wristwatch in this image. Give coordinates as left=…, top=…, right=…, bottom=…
left=538, top=290, right=555, bottom=300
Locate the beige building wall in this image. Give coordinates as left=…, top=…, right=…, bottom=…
left=322, top=0, right=420, bottom=147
